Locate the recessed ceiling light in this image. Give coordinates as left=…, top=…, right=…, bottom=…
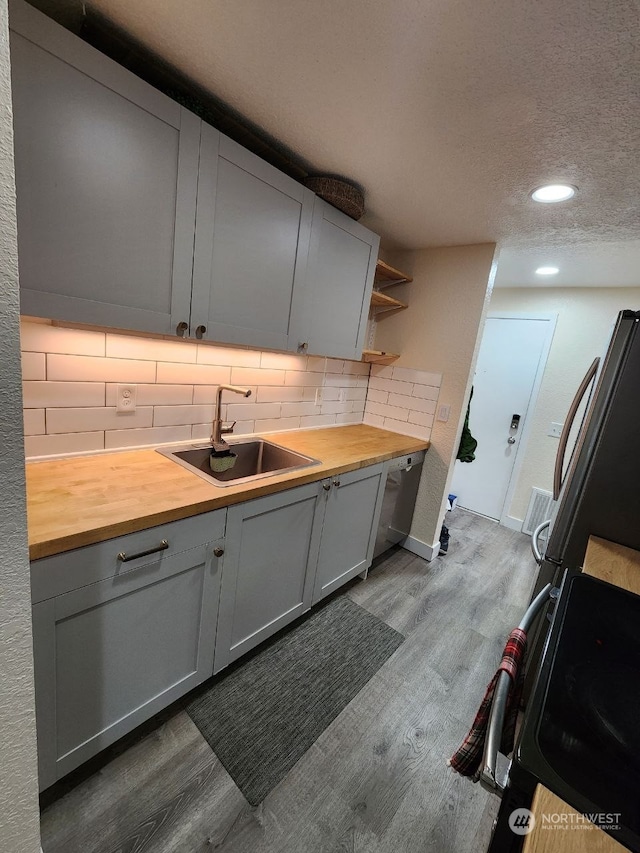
left=531, top=184, right=576, bottom=203
left=536, top=266, right=559, bottom=276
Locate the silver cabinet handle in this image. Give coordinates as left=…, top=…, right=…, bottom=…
left=322, top=483, right=331, bottom=491
left=507, top=437, right=516, bottom=445
left=195, top=325, right=207, bottom=339
left=214, top=547, right=224, bottom=558
left=298, top=342, right=308, bottom=352
left=176, top=322, right=189, bottom=337
left=332, top=479, right=341, bottom=487
left=117, top=539, right=168, bottom=563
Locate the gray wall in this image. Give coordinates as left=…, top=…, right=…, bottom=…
left=0, top=0, right=41, bottom=848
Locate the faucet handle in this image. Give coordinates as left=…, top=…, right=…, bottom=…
left=220, top=421, right=237, bottom=435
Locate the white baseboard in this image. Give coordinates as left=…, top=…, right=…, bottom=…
left=500, top=515, right=524, bottom=532
left=403, top=534, right=441, bottom=562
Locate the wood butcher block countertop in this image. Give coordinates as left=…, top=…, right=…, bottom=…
left=26, top=424, right=429, bottom=560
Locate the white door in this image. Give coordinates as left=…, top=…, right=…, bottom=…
left=450, top=316, right=553, bottom=521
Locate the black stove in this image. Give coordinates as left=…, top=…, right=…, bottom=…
left=489, top=572, right=640, bottom=852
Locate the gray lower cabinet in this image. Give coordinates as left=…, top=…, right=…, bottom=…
left=214, top=482, right=325, bottom=672
left=10, top=0, right=199, bottom=336
left=31, top=511, right=225, bottom=790
left=302, top=198, right=380, bottom=360
left=312, top=463, right=385, bottom=604
left=190, top=128, right=315, bottom=352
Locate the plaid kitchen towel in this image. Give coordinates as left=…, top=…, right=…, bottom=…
left=447, top=627, right=527, bottom=779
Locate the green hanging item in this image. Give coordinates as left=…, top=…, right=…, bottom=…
left=457, top=387, right=478, bottom=463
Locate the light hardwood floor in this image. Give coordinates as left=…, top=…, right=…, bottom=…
left=40, top=509, right=536, bottom=853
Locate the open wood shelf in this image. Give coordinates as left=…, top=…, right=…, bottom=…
left=361, top=349, right=400, bottom=366
left=370, top=290, right=408, bottom=312
left=374, top=259, right=413, bottom=288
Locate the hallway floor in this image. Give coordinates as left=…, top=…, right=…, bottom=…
left=40, top=510, right=536, bottom=853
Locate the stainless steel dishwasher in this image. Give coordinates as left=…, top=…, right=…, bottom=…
left=373, top=450, right=425, bottom=559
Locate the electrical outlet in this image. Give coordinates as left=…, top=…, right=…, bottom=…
left=116, top=384, right=137, bottom=413
left=338, top=388, right=347, bottom=403
left=315, top=388, right=324, bottom=406
left=436, top=404, right=450, bottom=422
left=548, top=422, right=563, bottom=438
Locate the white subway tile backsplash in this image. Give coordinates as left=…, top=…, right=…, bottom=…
left=196, top=344, right=261, bottom=368
left=192, top=385, right=257, bottom=405
left=408, top=410, right=435, bottom=428
left=46, top=407, right=154, bottom=434
left=366, top=388, right=389, bottom=405
left=24, top=432, right=105, bottom=458
left=366, top=401, right=409, bottom=421
left=48, top=354, right=156, bottom=383
left=227, top=401, right=281, bottom=421
left=21, top=321, right=105, bottom=356
left=153, top=405, right=214, bottom=427
left=306, top=356, right=327, bottom=373
left=368, top=375, right=414, bottom=395
left=259, top=351, right=307, bottom=371
left=383, top=418, right=427, bottom=439
left=105, top=426, right=192, bottom=449
left=300, top=414, right=336, bottom=428
left=256, top=385, right=303, bottom=403
left=21, top=325, right=444, bottom=459
left=156, top=362, right=230, bottom=385
left=24, top=408, right=45, bottom=435
left=24, top=381, right=105, bottom=409
left=388, top=393, right=436, bottom=415
left=280, top=401, right=318, bottom=418
left=106, top=383, right=193, bottom=407
left=363, top=412, right=385, bottom=428
left=22, top=352, right=46, bottom=380
left=285, top=370, right=323, bottom=387
left=412, top=383, right=440, bottom=401
left=363, top=363, right=441, bottom=441
left=106, top=333, right=196, bottom=363
left=231, top=366, right=285, bottom=386
left=255, top=416, right=301, bottom=432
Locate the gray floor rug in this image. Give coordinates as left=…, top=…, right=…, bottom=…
left=186, top=596, right=404, bottom=805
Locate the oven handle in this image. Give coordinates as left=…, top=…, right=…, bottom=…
left=480, top=583, right=554, bottom=795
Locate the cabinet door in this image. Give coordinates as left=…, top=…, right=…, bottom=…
left=191, top=127, right=315, bottom=350
left=32, top=542, right=223, bottom=789
left=10, top=1, right=198, bottom=335
left=215, top=482, right=324, bottom=671
left=312, top=464, right=385, bottom=604
left=302, top=199, right=380, bottom=360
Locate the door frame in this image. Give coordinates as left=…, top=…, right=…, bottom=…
left=478, top=311, right=558, bottom=530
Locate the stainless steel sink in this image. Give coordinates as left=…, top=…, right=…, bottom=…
left=157, top=439, right=320, bottom=487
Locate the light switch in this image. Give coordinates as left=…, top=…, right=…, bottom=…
left=437, top=404, right=450, bottom=422
left=548, top=422, right=563, bottom=438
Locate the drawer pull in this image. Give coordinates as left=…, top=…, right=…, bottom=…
left=117, top=539, right=169, bottom=563
left=214, top=547, right=224, bottom=558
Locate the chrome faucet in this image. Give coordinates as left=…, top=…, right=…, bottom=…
left=211, top=384, right=252, bottom=450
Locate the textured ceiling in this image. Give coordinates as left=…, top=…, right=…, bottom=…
left=47, top=0, right=640, bottom=283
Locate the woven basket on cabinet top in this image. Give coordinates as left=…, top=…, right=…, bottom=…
left=304, top=176, right=365, bottom=220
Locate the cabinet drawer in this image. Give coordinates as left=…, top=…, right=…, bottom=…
left=31, top=509, right=226, bottom=603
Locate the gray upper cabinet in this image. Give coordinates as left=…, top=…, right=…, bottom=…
left=214, top=481, right=324, bottom=672
left=302, top=198, right=380, bottom=360
left=312, top=463, right=385, bottom=604
left=190, top=127, right=314, bottom=351
left=9, top=0, right=198, bottom=335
